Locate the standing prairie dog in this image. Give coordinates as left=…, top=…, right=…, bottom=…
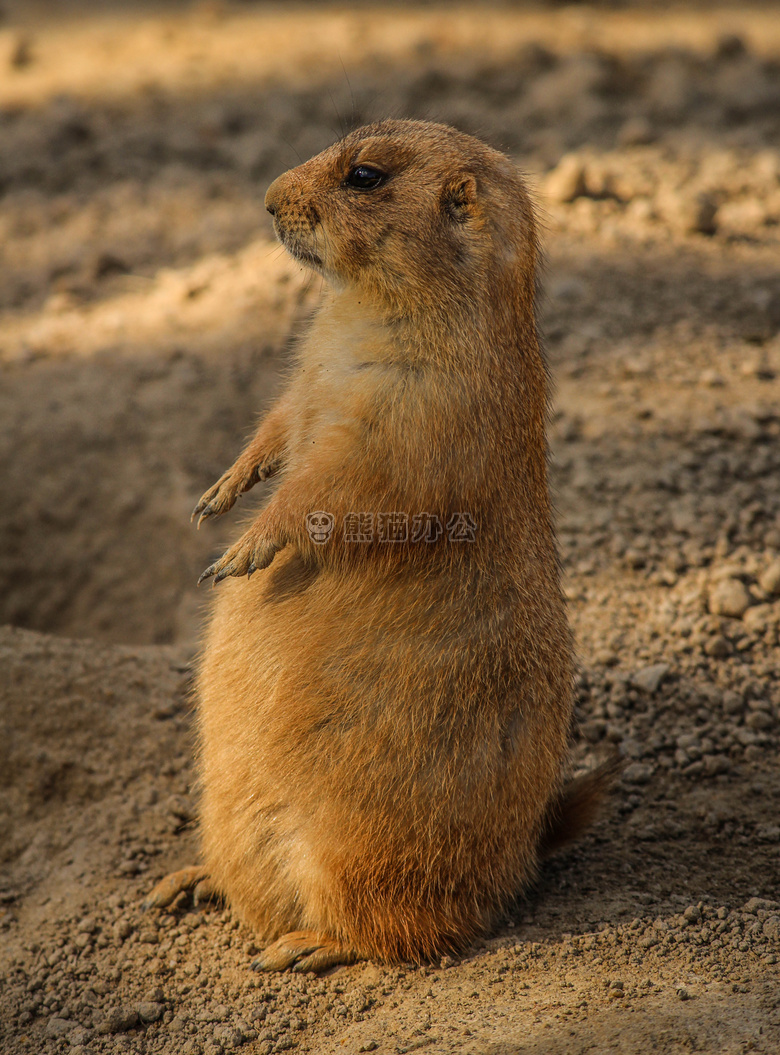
left=146, top=120, right=611, bottom=971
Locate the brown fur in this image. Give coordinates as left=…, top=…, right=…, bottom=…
left=539, top=756, right=623, bottom=858
left=186, top=120, right=588, bottom=967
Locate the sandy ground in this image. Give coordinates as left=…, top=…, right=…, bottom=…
left=1, top=2, right=779, bottom=1053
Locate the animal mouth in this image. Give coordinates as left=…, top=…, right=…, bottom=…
left=287, top=243, right=322, bottom=269
left=274, top=222, right=322, bottom=269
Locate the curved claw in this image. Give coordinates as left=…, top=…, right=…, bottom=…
left=197, top=535, right=280, bottom=587
left=197, top=562, right=218, bottom=586
left=191, top=459, right=279, bottom=532
left=251, top=931, right=358, bottom=974
left=191, top=480, right=237, bottom=528
left=142, top=866, right=211, bottom=911
left=213, top=564, right=236, bottom=585
left=196, top=505, right=216, bottom=529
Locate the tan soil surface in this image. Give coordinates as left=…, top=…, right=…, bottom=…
left=1, top=3, right=779, bottom=1054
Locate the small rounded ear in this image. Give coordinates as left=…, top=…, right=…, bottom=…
left=442, top=174, right=478, bottom=223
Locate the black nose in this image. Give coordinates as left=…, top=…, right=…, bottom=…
left=265, top=174, right=284, bottom=216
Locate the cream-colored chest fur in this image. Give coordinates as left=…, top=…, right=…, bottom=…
left=285, top=291, right=405, bottom=469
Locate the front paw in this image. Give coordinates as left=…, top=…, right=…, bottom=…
left=192, top=459, right=280, bottom=527
left=192, top=471, right=243, bottom=527
left=198, top=527, right=281, bottom=586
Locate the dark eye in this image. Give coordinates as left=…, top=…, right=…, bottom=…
left=345, top=165, right=387, bottom=190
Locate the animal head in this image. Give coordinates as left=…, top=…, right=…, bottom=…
left=265, top=120, right=538, bottom=319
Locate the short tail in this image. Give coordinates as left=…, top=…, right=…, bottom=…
left=539, top=754, right=623, bottom=857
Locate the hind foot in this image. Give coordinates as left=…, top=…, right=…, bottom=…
left=142, top=866, right=219, bottom=911
left=252, top=931, right=359, bottom=973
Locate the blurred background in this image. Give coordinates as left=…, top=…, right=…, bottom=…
left=1, top=0, right=778, bottom=648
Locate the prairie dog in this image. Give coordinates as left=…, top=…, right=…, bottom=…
left=147, top=120, right=606, bottom=972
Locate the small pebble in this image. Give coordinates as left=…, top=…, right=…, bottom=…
left=758, top=560, right=780, bottom=596
left=745, top=897, right=779, bottom=914
left=743, top=604, right=778, bottom=632
left=46, top=1017, right=74, bottom=1038
left=702, top=754, right=730, bottom=777
left=709, top=579, right=751, bottom=619
left=138, top=1001, right=165, bottom=1024
left=114, top=920, right=133, bottom=941
left=746, top=710, right=774, bottom=731
left=630, top=664, right=670, bottom=694
left=623, top=762, right=653, bottom=785
left=95, top=1007, right=139, bottom=1035
left=722, top=689, right=744, bottom=713
left=705, top=635, right=731, bottom=658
